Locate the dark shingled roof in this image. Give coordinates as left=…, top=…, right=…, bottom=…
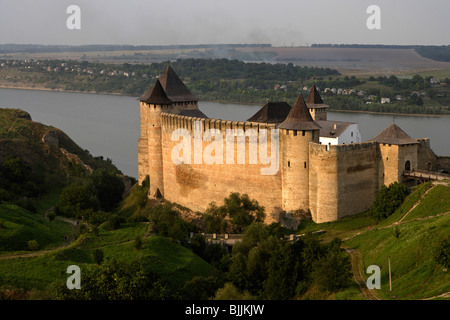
left=247, top=102, right=291, bottom=123
left=306, top=84, right=323, bottom=104
left=178, top=109, right=209, bottom=119
left=158, top=65, right=198, bottom=102
left=370, top=123, right=419, bottom=145
left=139, top=79, right=172, bottom=105
left=306, top=84, right=329, bottom=109
left=279, top=94, right=321, bottom=131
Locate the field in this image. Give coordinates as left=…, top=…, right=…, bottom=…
left=237, top=46, right=450, bottom=76
left=4, top=45, right=450, bottom=77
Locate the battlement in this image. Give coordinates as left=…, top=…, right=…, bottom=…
left=161, top=112, right=277, bottom=133
left=139, top=66, right=442, bottom=224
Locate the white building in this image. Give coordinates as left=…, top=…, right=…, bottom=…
left=316, top=121, right=362, bottom=147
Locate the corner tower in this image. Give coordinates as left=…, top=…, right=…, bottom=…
left=279, top=93, right=321, bottom=212
left=138, top=79, right=172, bottom=198
left=370, top=123, right=419, bottom=186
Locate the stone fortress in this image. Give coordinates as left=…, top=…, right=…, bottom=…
left=138, top=66, right=449, bottom=223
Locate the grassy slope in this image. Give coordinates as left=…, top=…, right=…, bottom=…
left=0, top=203, right=72, bottom=253
left=0, top=219, right=214, bottom=293
left=296, top=182, right=450, bottom=299
left=343, top=182, right=450, bottom=300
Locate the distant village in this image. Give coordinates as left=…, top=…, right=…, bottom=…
left=1, top=58, right=449, bottom=114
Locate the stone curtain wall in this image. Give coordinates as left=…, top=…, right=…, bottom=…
left=309, top=142, right=379, bottom=223
left=160, top=112, right=283, bottom=223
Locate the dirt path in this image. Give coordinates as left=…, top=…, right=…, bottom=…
left=342, top=181, right=449, bottom=300
left=344, top=248, right=381, bottom=300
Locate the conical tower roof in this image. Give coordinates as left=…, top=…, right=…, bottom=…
left=158, top=65, right=198, bottom=102
left=370, top=123, right=418, bottom=145
left=139, top=79, right=173, bottom=105
left=279, top=93, right=321, bottom=130
left=247, top=101, right=291, bottom=123
left=306, top=84, right=324, bottom=105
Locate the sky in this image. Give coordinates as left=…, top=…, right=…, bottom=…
left=0, top=0, right=449, bottom=46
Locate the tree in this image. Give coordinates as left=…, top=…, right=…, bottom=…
left=181, top=276, right=223, bottom=300
left=27, top=240, right=39, bottom=251
left=434, top=235, right=450, bottom=268
left=0, top=157, right=28, bottom=183
left=56, top=184, right=100, bottom=218
left=212, top=282, right=255, bottom=300
left=312, top=247, right=351, bottom=292
left=204, top=193, right=265, bottom=233
left=93, top=249, right=104, bottom=265
left=53, top=259, right=172, bottom=300
left=368, top=182, right=409, bottom=221
left=89, top=169, right=125, bottom=212
left=134, top=236, right=143, bottom=250
left=264, top=244, right=298, bottom=299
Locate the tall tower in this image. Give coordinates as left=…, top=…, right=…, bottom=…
left=370, top=123, right=419, bottom=187
left=279, top=93, right=321, bottom=212
left=138, top=79, right=172, bottom=198
left=306, top=84, right=329, bottom=121
left=138, top=65, right=200, bottom=199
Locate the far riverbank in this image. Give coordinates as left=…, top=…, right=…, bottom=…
left=1, top=84, right=449, bottom=118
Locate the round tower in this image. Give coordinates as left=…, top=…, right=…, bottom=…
left=279, top=93, right=320, bottom=212
left=139, top=79, right=173, bottom=198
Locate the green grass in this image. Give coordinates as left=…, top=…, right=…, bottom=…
left=344, top=214, right=450, bottom=299
left=402, top=185, right=450, bottom=221
left=379, top=182, right=433, bottom=227
left=0, top=203, right=72, bottom=253
left=0, top=220, right=215, bottom=293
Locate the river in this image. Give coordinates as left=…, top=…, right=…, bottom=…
left=0, top=88, right=448, bottom=179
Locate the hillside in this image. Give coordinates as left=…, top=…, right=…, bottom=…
left=298, top=181, right=450, bottom=300
left=0, top=203, right=73, bottom=253
left=0, top=109, right=216, bottom=298
left=0, top=108, right=122, bottom=177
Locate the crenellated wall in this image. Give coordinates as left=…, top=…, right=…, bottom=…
left=159, top=112, right=283, bottom=223
left=139, top=108, right=443, bottom=224
left=309, top=142, right=379, bottom=223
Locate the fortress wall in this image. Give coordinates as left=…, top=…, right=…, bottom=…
left=417, top=138, right=438, bottom=171
left=309, top=142, right=379, bottom=223
left=398, top=143, right=419, bottom=175
left=138, top=102, right=149, bottom=185
left=159, top=113, right=282, bottom=223
left=334, top=142, right=379, bottom=219
left=309, top=143, right=339, bottom=222
left=379, top=143, right=419, bottom=185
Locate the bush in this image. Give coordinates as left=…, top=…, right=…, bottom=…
left=56, top=184, right=100, bottom=218
left=47, top=211, right=56, bottom=222
left=311, top=247, right=351, bottom=292
left=368, top=182, right=410, bottom=221
left=134, top=236, right=143, bottom=250
left=27, top=240, right=39, bottom=251
left=53, top=259, right=173, bottom=300
left=15, top=198, right=37, bottom=213
left=89, top=169, right=125, bottom=212
left=203, top=193, right=265, bottom=233
left=93, top=249, right=104, bottom=265
left=434, top=236, right=450, bottom=268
